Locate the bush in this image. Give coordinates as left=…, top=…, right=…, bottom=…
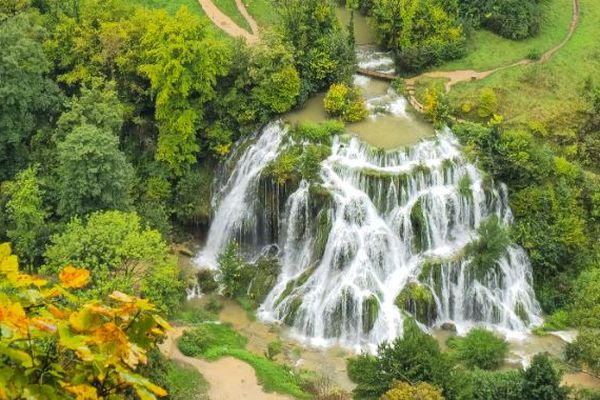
left=348, top=319, right=456, bottom=399
left=566, top=330, right=600, bottom=376
left=467, top=369, right=524, bottom=400
left=522, top=353, right=567, bottom=400
left=447, top=328, right=508, bottom=370
left=266, top=341, right=283, bottom=360
left=324, top=83, right=368, bottom=123
left=464, top=216, right=511, bottom=281
left=217, top=241, right=245, bottom=297
left=382, top=382, right=444, bottom=400
left=478, top=88, right=498, bottom=118
left=178, top=323, right=247, bottom=357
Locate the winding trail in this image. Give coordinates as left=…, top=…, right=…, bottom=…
left=160, top=327, right=291, bottom=400
left=198, top=0, right=259, bottom=43
left=358, top=0, right=580, bottom=112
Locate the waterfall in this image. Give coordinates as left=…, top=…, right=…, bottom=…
left=194, top=123, right=285, bottom=268
left=195, top=123, right=542, bottom=349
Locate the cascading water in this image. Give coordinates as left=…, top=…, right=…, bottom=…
left=195, top=120, right=542, bottom=348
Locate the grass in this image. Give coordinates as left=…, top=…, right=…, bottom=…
left=435, top=0, right=573, bottom=72
left=212, top=0, right=253, bottom=32
left=128, top=0, right=204, bottom=16
left=177, top=323, right=308, bottom=399
left=166, top=361, right=210, bottom=400
left=242, top=0, right=279, bottom=27
left=414, top=77, right=449, bottom=106
left=446, top=0, right=599, bottom=133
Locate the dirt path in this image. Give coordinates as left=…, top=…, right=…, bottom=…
left=198, top=0, right=259, bottom=43
left=160, top=328, right=291, bottom=400
left=387, top=0, right=579, bottom=112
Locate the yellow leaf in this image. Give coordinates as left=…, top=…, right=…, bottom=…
left=64, top=383, right=99, bottom=400
left=59, top=266, right=91, bottom=289
left=109, top=291, right=134, bottom=303
left=31, top=318, right=57, bottom=333
left=0, top=300, right=29, bottom=335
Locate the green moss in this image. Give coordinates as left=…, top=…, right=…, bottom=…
left=291, top=120, right=345, bottom=145
left=245, top=255, right=282, bottom=304
left=313, top=209, right=332, bottom=261
left=362, top=295, right=380, bottom=333
left=458, top=174, right=473, bottom=198
left=263, top=146, right=302, bottom=185
left=395, top=282, right=437, bottom=325
left=514, top=302, right=530, bottom=325
left=283, top=296, right=304, bottom=326
left=465, top=216, right=511, bottom=281
left=410, top=198, right=426, bottom=252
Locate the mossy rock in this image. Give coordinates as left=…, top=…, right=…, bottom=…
left=362, top=295, right=380, bottom=333
left=273, top=266, right=316, bottom=308
left=283, top=295, right=304, bottom=326
left=245, top=255, right=282, bottom=304
left=395, top=282, right=437, bottom=325
left=514, top=302, right=530, bottom=325
left=410, top=197, right=427, bottom=252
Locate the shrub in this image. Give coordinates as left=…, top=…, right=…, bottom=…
left=324, top=83, right=368, bottom=123
left=348, top=319, right=456, bottom=399
left=478, top=88, right=498, bottom=118
left=178, top=323, right=247, bottom=357
left=424, top=88, right=449, bottom=125
left=447, top=328, right=509, bottom=370
left=217, top=241, right=245, bottom=297
left=522, top=353, right=567, bottom=400
left=382, top=382, right=444, bottom=400
left=266, top=341, right=283, bottom=360
left=566, top=330, right=600, bottom=376
left=464, top=216, right=511, bottom=281
left=467, top=369, right=524, bottom=400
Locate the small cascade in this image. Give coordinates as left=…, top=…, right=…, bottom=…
left=194, top=123, right=286, bottom=268
left=195, top=121, right=542, bottom=348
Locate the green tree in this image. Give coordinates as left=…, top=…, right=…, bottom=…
left=42, top=210, right=184, bottom=314
left=324, top=82, right=368, bottom=122
left=217, top=241, right=245, bottom=297
left=0, top=14, right=62, bottom=178
left=348, top=319, right=456, bottom=399
left=276, top=0, right=355, bottom=102
left=478, top=88, right=498, bottom=118
left=370, top=0, right=465, bottom=71
left=3, top=166, right=48, bottom=266
left=132, top=7, right=231, bottom=173
left=56, top=124, right=133, bottom=217
left=570, top=268, right=600, bottom=328
left=566, top=330, right=600, bottom=377
left=522, top=353, right=567, bottom=400
left=447, top=328, right=509, bottom=370
left=55, top=79, right=124, bottom=138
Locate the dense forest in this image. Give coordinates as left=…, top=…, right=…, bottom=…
left=1, top=0, right=600, bottom=399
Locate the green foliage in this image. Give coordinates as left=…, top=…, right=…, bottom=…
left=56, top=124, right=133, bottom=218
left=0, top=13, right=62, bottom=178
left=570, top=268, right=600, bottom=328
left=478, top=88, right=498, bottom=118
left=163, top=361, right=209, bottom=400
left=566, top=330, right=600, bottom=376
left=370, top=0, right=465, bottom=72
left=242, top=255, right=282, bottom=304
left=134, top=7, right=231, bottom=172
left=276, top=0, right=355, bottom=102
left=3, top=167, right=48, bottom=266
left=466, top=369, right=524, bottom=400
left=217, top=241, right=245, bottom=297
left=395, top=282, right=436, bottom=325
left=324, top=82, right=368, bottom=123
left=347, top=319, right=456, bottom=399
left=265, top=341, right=283, bottom=360
left=423, top=88, right=449, bottom=125
left=464, top=216, right=511, bottom=281
left=178, top=323, right=248, bottom=357
left=42, top=210, right=184, bottom=315
left=292, top=120, right=345, bottom=144
left=522, top=353, right=567, bottom=400
left=55, top=80, right=124, bottom=138
left=173, top=165, right=214, bottom=226
left=447, top=328, right=508, bottom=370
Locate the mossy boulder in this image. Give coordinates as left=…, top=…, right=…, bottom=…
left=410, top=198, right=427, bottom=252
left=244, top=255, right=282, bottom=304
left=395, top=282, right=437, bottom=325
left=362, top=295, right=380, bottom=333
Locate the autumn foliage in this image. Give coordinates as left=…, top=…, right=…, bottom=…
left=0, top=243, right=170, bottom=399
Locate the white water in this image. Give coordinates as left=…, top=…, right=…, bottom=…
left=194, top=123, right=285, bottom=269
left=195, top=121, right=542, bottom=349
